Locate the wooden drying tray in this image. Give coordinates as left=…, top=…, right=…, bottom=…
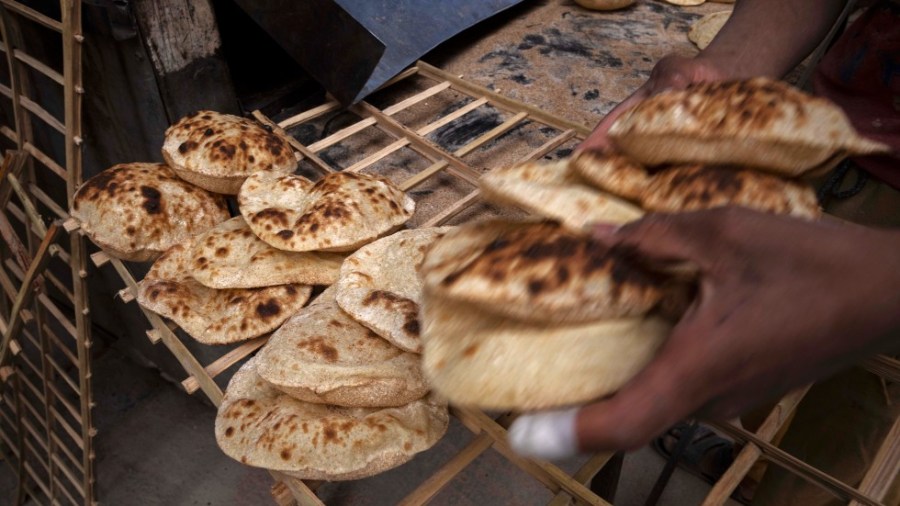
left=71, top=60, right=900, bottom=505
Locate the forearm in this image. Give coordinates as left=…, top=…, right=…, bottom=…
left=699, top=0, right=848, bottom=79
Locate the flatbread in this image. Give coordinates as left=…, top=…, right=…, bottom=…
left=608, top=78, right=890, bottom=176
left=570, top=152, right=650, bottom=202
left=162, top=111, right=297, bottom=194
left=189, top=217, right=345, bottom=289
left=420, top=220, right=669, bottom=324
left=71, top=163, right=229, bottom=262
left=479, top=159, right=645, bottom=232
left=573, top=153, right=821, bottom=218
left=664, top=0, right=705, bottom=5
left=689, top=11, right=730, bottom=50
left=137, top=239, right=311, bottom=345
left=215, top=357, right=448, bottom=480
left=238, top=171, right=415, bottom=252
left=574, top=0, right=635, bottom=10
left=336, top=228, right=451, bottom=353
left=421, top=294, right=671, bottom=410
left=639, top=164, right=821, bottom=218
left=256, top=288, right=428, bottom=407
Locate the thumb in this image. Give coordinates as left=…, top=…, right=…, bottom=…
left=577, top=87, right=649, bottom=153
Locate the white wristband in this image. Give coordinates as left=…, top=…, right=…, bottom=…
left=507, top=407, right=580, bottom=461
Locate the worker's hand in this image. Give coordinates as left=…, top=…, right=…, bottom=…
left=578, top=55, right=726, bottom=153
left=510, top=208, right=900, bottom=458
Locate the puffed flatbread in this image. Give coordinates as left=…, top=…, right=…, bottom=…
left=573, top=152, right=821, bottom=218
left=71, top=163, right=229, bottom=262
left=238, top=171, right=415, bottom=252
left=256, top=288, right=428, bottom=407
left=215, top=357, right=448, bottom=481
left=421, top=293, right=670, bottom=410
left=189, top=217, right=345, bottom=289
left=420, top=220, right=669, bottom=324
left=137, top=239, right=311, bottom=345
left=479, top=159, right=644, bottom=232
left=608, top=78, right=890, bottom=175
left=336, top=227, right=451, bottom=353
left=162, top=111, right=297, bottom=194
left=689, top=10, right=730, bottom=50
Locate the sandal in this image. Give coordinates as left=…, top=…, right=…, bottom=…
left=652, top=422, right=755, bottom=505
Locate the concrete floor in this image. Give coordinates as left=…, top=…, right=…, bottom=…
left=2, top=345, right=736, bottom=505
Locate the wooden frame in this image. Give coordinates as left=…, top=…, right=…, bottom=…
left=78, top=58, right=900, bottom=505
left=0, top=1, right=96, bottom=505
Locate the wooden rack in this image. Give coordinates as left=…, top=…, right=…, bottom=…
left=0, top=1, right=96, bottom=505
left=83, top=59, right=900, bottom=505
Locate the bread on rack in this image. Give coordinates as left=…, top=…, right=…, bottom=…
left=136, top=237, right=311, bottom=345
left=189, top=216, right=345, bottom=289
left=71, top=162, right=229, bottom=262
left=238, top=171, right=415, bottom=253
left=336, top=227, right=452, bottom=353
left=162, top=110, right=297, bottom=194
left=215, top=357, right=448, bottom=481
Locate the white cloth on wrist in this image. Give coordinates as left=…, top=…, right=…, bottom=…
left=507, top=407, right=580, bottom=461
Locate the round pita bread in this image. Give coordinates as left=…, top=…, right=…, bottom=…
left=71, top=163, right=229, bottom=262
left=420, top=220, right=669, bottom=324
left=189, top=217, right=345, bottom=289
left=639, top=165, right=821, bottom=218
left=256, top=288, right=428, bottom=407
left=162, top=111, right=297, bottom=194
left=689, top=10, right=730, bottom=50
left=664, top=0, right=706, bottom=5
left=336, top=228, right=451, bottom=353
left=137, top=239, right=311, bottom=345
left=479, top=159, right=644, bottom=232
left=215, top=357, right=448, bottom=480
left=609, top=78, right=890, bottom=176
left=570, top=152, right=650, bottom=202
left=421, top=294, right=671, bottom=410
left=238, top=171, right=415, bottom=252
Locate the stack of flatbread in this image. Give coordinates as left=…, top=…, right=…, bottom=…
left=423, top=77, right=889, bottom=411
left=216, top=228, right=452, bottom=481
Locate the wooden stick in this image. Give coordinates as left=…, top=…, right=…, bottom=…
left=344, top=138, right=410, bottom=174
left=23, top=142, right=66, bottom=180
left=181, top=335, right=269, bottom=394
left=709, top=421, right=883, bottom=505
left=400, top=160, right=448, bottom=191
left=415, top=97, right=488, bottom=136
left=278, top=475, right=325, bottom=506
left=12, top=49, right=64, bottom=86
left=398, top=433, right=494, bottom=505
left=306, top=117, right=377, bottom=153
left=278, top=101, right=341, bottom=130
left=8, top=172, right=48, bottom=236
left=417, top=61, right=591, bottom=136
left=106, top=257, right=225, bottom=405
left=452, top=407, right=609, bottom=505
left=422, top=190, right=480, bottom=228
left=849, top=415, right=900, bottom=506
left=0, top=6, right=28, bottom=151
left=28, top=184, right=68, bottom=220
left=19, top=94, right=66, bottom=135
left=547, top=453, right=615, bottom=506
left=453, top=111, right=528, bottom=158
left=42, top=323, right=78, bottom=364
left=703, top=387, right=810, bottom=506
left=0, top=0, right=63, bottom=32
left=0, top=210, right=32, bottom=270
left=382, top=81, right=451, bottom=116
left=45, top=353, right=79, bottom=395
left=0, top=223, right=59, bottom=366
left=863, top=355, right=900, bottom=383
left=38, top=293, right=78, bottom=340
left=51, top=431, right=85, bottom=476
left=351, top=101, right=481, bottom=187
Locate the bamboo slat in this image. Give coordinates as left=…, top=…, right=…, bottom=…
left=23, top=142, right=66, bottom=180
left=398, top=434, right=495, bottom=506
left=0, top=0, right=63, bottom=32
left=863, top=355, right=900, bottom=383
left=181, top=335, right=268, bottom=394
left=703, top=387, right=810, bottom=506
left=382, top=81, right=451, bottom=116
left=13, top=49, right=64, bottom=86
left=19, top=95, right=65, bottom=135
left=0, top=223, right=60, bottom=365
left=850, top=416, right=900, bottom=506
left=278, top=101, right=341, bottom=130
left=547, top=453, right=615, bottom=506
left=415, top=97, right=488, bottom=136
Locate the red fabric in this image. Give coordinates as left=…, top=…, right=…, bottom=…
left=813, top=1, right=900, bottom=189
